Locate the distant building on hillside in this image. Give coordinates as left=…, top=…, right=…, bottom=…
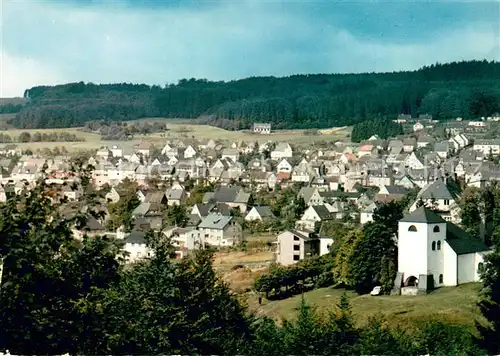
left=253, top=123, right=271, bottom=134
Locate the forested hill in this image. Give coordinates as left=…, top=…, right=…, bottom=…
left=9, top=60, right=500, bottom=129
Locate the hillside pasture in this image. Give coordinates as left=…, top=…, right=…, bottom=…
left=248, top=283, right=484, bottom=333
left=154, top=122, right=350, bottom=145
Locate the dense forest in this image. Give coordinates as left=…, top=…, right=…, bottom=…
left=6, top=60, right=500, bottom=129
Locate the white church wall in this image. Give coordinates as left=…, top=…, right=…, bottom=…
left=398, top=222, right=428, bottom=281
left=458, top=253, right=476, bottom=284
left=443, top=242, right=457, bottom=286
left=426, top=224, right=446, bottom=286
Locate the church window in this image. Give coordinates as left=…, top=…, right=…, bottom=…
left=408, top=225, right=417, bottom=232
left=444, top=199, right=450, bottom=205
left=437, top=240, right=441, bottom=250
left=433, top=225, right=440, bottom=233
left=431, top=241, right=436, bottom=250
left=439, top=274, right=443, bottom=284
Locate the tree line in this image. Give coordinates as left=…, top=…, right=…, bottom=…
left=9, top=60, right=500, bottom=129
left=0, top=131, right=83, bottom=143
left=82, top=120, right=168, bottom=141
left=351, top=118, right=404, bottom=142
left=253, top=256, right=335, bottom=299
left=0, top=103, right=23, bottom=114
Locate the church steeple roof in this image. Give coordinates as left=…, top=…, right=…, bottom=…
left=400, top=207, right=446, bottom=224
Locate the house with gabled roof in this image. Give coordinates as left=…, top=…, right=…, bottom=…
left=404, top=151, right=425, bottom=170
left=136, top=142, right=152, bottom=157
left=417, top=134, right=435, bottom=148
left=202, top=186, right=251, bottom=213
left=221, top=148, right=239, bottom=163
left=360, top=201, right=379, bottom=225
left=245, top=206, right=276, bottom=221
left=409, top=178, right=462, bottom=223
left=277, top=158, right=293, bottom=173
left=403, top=138, right=417, bottom=152
left=434, top=141, right=451, bottom=159
left=198, top=213, right=243, bottom=247
left=297, top=205, right=333, bottom=231
left=271, top=143, right=293, bottom=160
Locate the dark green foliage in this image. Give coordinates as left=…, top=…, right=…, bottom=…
left=106, top=178, right=140, bottom=232
left=0, top=103, right=23, bottom=114
left=101, top=245, right=251, bottom=355
left=0, top=178, right=125, bottom=354
left=419, top=321, right=484, bottom=356
left=355, top=316, right=411, bottom=355
left=351, top=118, right=404, bottom=142
left=475, top=241, right=500, bottom=354
left=254, top=255, right=334, bottom=299
left=345, top=222, right=397, bottom=294
left=372, top=200, right=404, bottom=236
left=163, top=204, right=189, bottom=228
left=13, top=61, right=500, bottom=129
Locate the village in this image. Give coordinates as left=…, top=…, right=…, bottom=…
left=0, top=114, right=499, bottom=300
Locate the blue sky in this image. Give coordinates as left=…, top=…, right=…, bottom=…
left=1, top=0, right=499, bottom=97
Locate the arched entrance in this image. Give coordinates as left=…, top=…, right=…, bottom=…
left=405, top=275, right=418, bottom=287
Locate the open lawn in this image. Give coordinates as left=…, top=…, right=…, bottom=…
left=247, top=283, right=484, bottom=333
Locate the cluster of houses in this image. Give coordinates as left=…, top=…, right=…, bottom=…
left=0, top=118, right=497, bottom=290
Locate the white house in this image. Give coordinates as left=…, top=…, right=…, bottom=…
left=198, top=213, right=243, bottom=247
left=360, top=202, right=378, bottom=225
left=271, top=143, right=293, bottom=160
left=413, top=121, right=424, bottom=132
left=397, top=207, right=489, bottom=290
left=473, top=139, right=500, bottom=156
left=297, top=205, right=332, bottom=231
left=245, top=206, right=275, bottom=221
left=275, top=230, right=333, bottom=266
left=164, top=227, right=202, bottom=258
left=110, top=145, right=123, bottom=158
left=161, top=143, right=173, bottom=155
left=221, top=148, right=239, bottom=163
left=409, top=179, right=462, bottom=223
left=184, top=145, right=197, bottom=159
left=449, top=134, right=469, bottom=150
left=404, top=152, right=425, bottom=170
left=121, top=230, right=153, bottom=263
left=469, top=120, right=486, bottom=127
left=276, top=159, right=293, bottom=173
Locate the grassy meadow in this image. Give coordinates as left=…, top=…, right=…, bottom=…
left=245, top=283, right=484, bottom=334
left=0, top=119, right=350, bottom=153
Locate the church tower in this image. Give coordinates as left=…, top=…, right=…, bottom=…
left=398, top=207, right=447, bottom=290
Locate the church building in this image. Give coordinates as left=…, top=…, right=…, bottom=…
left=397, top=207, right=490, bottom=291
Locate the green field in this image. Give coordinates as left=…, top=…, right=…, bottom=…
left=0, top=121, right=350, bottom=152
left=153, top=123, right=350, bottom=146
left=248, top=283, right=484, bottom=333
